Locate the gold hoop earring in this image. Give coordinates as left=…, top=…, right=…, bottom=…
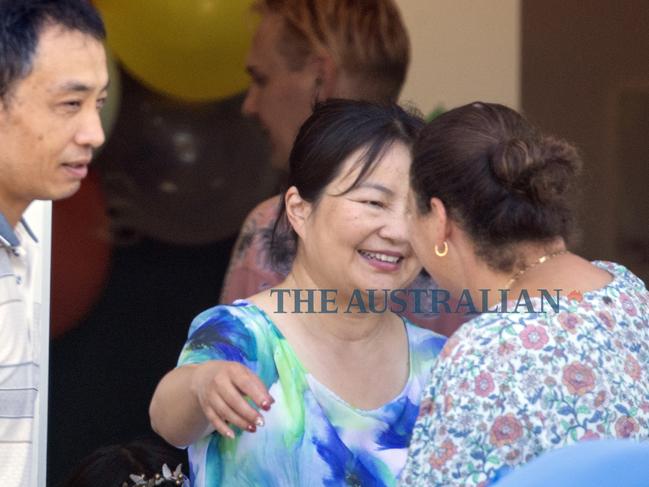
left=434, top=241, right=448, bottom=257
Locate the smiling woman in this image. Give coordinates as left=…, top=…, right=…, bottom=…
left=150, top=99, right=447, bottom=487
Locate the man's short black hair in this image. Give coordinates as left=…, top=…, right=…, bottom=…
left=0, top=0, right=106, bottom=100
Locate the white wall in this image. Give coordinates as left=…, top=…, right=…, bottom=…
left=23, top=201, right=51, bottom=487
left=397, top=0, right=521, bottom=114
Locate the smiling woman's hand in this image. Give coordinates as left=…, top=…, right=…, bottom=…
left=149, top=361, right=273, bottom=447
left=191, top=360, right=273, bottom=439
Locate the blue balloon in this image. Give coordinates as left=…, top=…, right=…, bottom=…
left=493, top=440, right=649, bottom=487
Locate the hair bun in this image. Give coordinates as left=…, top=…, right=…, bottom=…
left=490, top=135, right=582, bottom=207
left=490, top=137, right=534, bottom=188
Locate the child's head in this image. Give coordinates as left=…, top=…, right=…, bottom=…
left=61, top=438, right=187, bottom=487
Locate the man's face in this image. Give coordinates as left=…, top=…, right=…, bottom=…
left=242, top=14, right=320, bottom=169
left=0, top=24, right=108, bottom=221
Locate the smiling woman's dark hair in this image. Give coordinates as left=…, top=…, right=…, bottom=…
left=271, top=98, right=423, bottom=268
left=411, top=101, right=582, bottom=273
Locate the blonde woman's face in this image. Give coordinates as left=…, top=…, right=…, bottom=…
left=241, top=14, right=320, bottom=169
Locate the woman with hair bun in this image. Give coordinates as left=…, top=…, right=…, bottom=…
left=400, top=102, right=649, bottom=486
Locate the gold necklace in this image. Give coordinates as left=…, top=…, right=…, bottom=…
left=506, top=249, right=568, bottom=289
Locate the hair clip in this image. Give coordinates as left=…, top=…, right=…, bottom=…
left=121, top=464, right=189, bottom=487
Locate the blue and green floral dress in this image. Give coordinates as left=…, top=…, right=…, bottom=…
left=401, top=261, right=649, bottom=486
left=178, top=300, right=446, bottom=487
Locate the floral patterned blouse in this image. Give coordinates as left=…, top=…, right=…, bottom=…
left=401, top=261, right=649, bottom=486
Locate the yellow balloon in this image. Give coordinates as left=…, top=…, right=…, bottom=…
left=95, top=0, right=255, bottom=101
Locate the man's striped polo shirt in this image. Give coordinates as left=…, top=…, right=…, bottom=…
left=1, top=212, right=40, bottom=486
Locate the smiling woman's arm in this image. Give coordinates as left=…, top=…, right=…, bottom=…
left=149, top=306, right=274, bottom=447
left=149, top=360, right=271, bottom=447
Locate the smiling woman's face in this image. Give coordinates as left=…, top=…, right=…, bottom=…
left=295, top=142, right=422, bottom=298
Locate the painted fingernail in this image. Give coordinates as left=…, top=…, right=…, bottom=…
left=226, top=431, right=235, bottom=439
left=247, top=424, right=256, bottom=433
left=256, top=416, right=265, bottom=427
left=261, top=400, right=271, bottom=411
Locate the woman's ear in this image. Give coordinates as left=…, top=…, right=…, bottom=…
left=285, top=186, right=312, bottom=239
left=429, top=197, right=451, bottom=242
left=309, top=53, right=337, bottom=102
